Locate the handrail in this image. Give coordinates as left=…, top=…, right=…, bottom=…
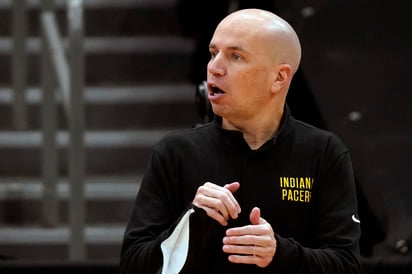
left=41, top=11, right=71, bottom=118
left=38, top=0, right=85, bottom=260
left=40, top=0, right=58, bottom=230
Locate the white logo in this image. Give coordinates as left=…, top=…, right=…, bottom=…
left=352, top=214, right=360, bottom=224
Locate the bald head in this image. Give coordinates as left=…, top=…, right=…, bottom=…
left=215, top=9, right=301, bottom=74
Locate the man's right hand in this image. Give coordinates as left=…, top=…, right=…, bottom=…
left=192, top=182, right=241, bottom=226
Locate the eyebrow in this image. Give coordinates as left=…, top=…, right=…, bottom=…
left=209, top=43, right=246, bottom=53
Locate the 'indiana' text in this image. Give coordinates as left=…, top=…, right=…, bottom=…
left=280, top=177, right=313, bottom=203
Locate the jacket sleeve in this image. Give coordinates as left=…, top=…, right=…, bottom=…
left=118, top=149, right=191, bottom=274
left=267, top=135, right=362, bottom=274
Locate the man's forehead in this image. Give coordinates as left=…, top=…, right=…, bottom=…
left=210, top=31, right=251, bottom=52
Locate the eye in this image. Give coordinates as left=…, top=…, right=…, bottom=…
left=232, top=53, right=242, bottom=61
left=210, top=50, right=218, bottom=59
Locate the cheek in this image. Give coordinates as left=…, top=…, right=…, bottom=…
left=241, top=67, right=269, bottom=91
left=236, top=69, right=258, bottom=88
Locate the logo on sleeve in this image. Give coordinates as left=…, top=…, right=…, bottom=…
left=352, top=214, right=360, bottom=224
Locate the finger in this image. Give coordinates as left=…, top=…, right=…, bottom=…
left=194, top=186, right=231, bottom=221
left=227, top=253, right=260, bottom=265
left=193, top=182, right=240, bottom=222
left=223, top=242, right=260, bottom=256
left=223, top=243, right=274, bottom=266
left=227, top=252, right=273, bottom=267
left=223, top=234, right=257, bottom=247
left=223, top=236, right=276, bottom=267
left=223, top=182, right=241, bottom=214
left=200, top=200, right=231, bottom=226
left=204, top=182, right=240, bottom=219
left=208, top=183, right=240, bottom=219
left=224, top=231, right=273, bottom=247
left=224, top=181, right=240, bottom=193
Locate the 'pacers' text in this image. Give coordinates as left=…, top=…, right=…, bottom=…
left=280, top=177, right=313, bottom=203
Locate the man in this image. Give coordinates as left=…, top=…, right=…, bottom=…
left=119, top=9, right=361, bottom=274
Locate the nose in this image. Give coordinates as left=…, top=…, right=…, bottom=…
left=207, top=55, right=226, bottom=76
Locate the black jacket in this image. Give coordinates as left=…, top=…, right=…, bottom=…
left=119, top=107, right=361, bottom=274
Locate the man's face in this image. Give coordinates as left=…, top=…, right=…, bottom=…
left=206, top=18, right=276, bottom=124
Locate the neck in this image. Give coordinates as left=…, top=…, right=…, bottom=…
left=222, top=107, right=284, bottom=150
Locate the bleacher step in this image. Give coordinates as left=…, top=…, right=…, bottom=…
left=0, top=175, right=141, bottom=200
left=0, top=225, right=125, bottom=260
left=0, top=225, right=125, bottom=245
left=0, top=175, right=141, bottom=224
left=0, top=84, right=199, bottom=130
left=0, top=84, right=196, bottom=104
left=0, top=129, right=173, bottom=148
left=0, top=36, right=194, bottom=55
left=0, top=129, right=178, bottom=175
left=0, top=0, right=177, bottom=9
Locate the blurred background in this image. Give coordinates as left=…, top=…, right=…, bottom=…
left=0, top=0, right=410, bottom=273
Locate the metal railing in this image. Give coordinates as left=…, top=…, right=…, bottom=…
left=12, top=0, right=86, bottom=260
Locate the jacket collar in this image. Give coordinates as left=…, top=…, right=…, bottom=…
left=213, top=104, right=292, bottom=151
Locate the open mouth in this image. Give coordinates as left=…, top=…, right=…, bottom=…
left=208, top=84, right=225, bottom=96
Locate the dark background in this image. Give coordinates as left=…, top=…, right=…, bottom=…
left=0, top=0, right=410, bottom=273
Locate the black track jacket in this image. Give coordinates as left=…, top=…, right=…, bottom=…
left=119, top=107, right=361, bottom=274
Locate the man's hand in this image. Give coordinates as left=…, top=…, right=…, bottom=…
left=192, top=182, right=241, bottom=226
left=222, top=207, right=277, bottom=267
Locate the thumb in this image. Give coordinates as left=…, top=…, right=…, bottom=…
left=250, top=207, right=262, bottom=225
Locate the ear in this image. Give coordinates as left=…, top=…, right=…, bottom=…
left=271, top=64, right=293, bottom=93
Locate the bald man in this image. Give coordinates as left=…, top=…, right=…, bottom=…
left=119, top=9, right=361, bottom=274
